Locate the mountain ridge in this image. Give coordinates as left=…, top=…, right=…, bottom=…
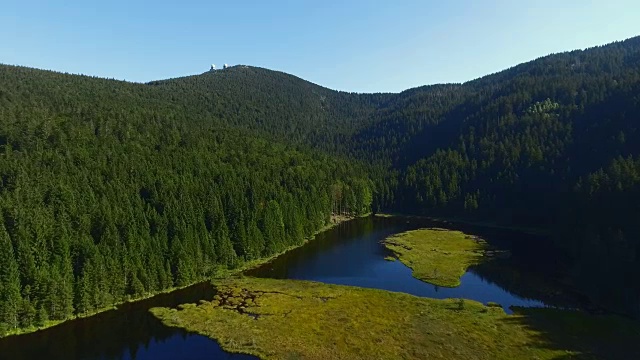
left=4, top=35, right=638, bottom=96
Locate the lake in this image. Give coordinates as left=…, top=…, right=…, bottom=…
left=247, top=216, right=581, bottom=312
left=0, top=216, right=589, bottom=360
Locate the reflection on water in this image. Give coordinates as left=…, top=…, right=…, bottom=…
left=0, top=282, right=256, bottom=360
left=247, top=216, right=583, bottom=313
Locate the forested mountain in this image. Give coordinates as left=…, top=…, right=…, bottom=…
left=395, top=38, right=640, bottom=221
left=390, top=38, right=640, bottom=263
left=0, top=65, right=373, bottom=334
left=1, top=35, right=640, bottom=333
left=148, top=66, right=392, bottom=153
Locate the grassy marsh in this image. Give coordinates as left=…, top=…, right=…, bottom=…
left=151, top=278, right=640, bottom=360
left=383, top=228, right=486, bottom=287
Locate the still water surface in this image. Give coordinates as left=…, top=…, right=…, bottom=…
left=247, top=216, right=566, bottom=312
left=0, top=216, right=579, bottom=360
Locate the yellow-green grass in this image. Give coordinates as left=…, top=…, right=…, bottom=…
left=151, top=277, right=640, bottom=360
left=383, top=228, right=486, bottom=287
left=373, top=213, right=394, bottom=218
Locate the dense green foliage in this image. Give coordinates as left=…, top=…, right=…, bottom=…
left=373, top=39, right=640, bottom=314
left=0, top=66, right=372, bottom=334
left=148, top=66, right=390, bottom=152
left=2, top=35, right=640, bottom=332
left=147, top=38, right=640, bottom=253
left=397, top=42, right=640, bottom=226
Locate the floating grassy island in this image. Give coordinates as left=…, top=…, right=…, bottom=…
left=383, top=228, right=487, bottom=287
left=151, top=278, right=639, bottom=360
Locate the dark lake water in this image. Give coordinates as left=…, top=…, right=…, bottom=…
left=247, top=216, right=581, bottom=312
left=0, top=216, right=592, bottom=360
left=0, top=281, right=255, bottom=360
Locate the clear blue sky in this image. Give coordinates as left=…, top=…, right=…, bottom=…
left=1, top=0, right=638, bottom=93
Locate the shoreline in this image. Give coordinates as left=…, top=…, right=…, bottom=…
left=228, top=213, right=366, bottom=275
left=1, top=213, right=364, bottom=339
left=375, top=213, right=550, bottom=236
left=151, top=277, right=640, bottom=360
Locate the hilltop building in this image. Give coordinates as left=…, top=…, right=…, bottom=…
left=210, top=63, right=231, bottom=71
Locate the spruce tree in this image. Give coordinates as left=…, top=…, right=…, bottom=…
left=0, top=222, right=22, bottom=331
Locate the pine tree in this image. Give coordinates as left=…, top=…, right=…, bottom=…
left=246, top=220, right=265, bottom=260
left=262, top=200, right=286, bottom=255
left=35, top=304, right=48, bottom=328
left=0, top=222, right=22, bottom=332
